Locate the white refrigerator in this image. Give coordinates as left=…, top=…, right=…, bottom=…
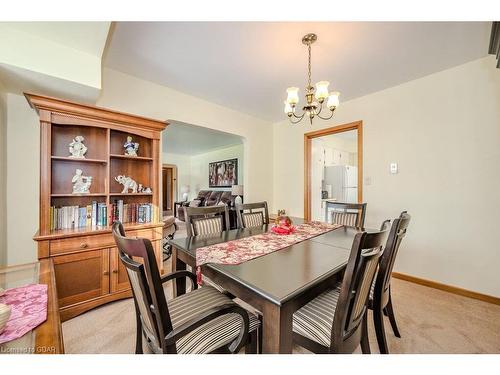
left=324, top=165, right=358, bottom=203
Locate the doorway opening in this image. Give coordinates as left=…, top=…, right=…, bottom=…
left=162, top=164, right=177, bottom=216
left=304, top=121, right=363, bottom=221
left=161, top=120, right=245, bottom=225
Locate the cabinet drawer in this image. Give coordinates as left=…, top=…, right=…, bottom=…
left=50, top=233, right=114, bottom=255
left=125, top=228, right=160, bottom=241
left=49, top=228, right=157, bottom=255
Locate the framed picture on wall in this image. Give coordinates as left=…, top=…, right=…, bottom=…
left=209, top=158, right=238, bottom=188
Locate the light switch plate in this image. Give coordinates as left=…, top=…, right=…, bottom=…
left=365, top=176, right=372, bottom=185
left=390, top=162, right=398, bottom=174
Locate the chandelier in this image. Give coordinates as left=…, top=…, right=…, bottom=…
left=284, top=33, right=340, bottom=125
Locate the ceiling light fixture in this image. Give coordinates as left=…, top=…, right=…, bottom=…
left=284, top=33, right=340, bottom=125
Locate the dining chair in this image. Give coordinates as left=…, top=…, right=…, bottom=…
left=325, top=202, right=367, bottom=229
left=185, top=205, right=230, bottom=237
left=292, top=225, right=388, bottom=354
left=112, top=221, right=260, bottom=354
left=235, top=202, right=269, bottom=229
left=162, top=215, right=177, bottom=261
left=184, top=205, right=234, bottom=295
left=368, top=211, right=411, bottom=354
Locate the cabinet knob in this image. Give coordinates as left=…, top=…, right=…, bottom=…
left=103, top=271, right=110, bottom=276
left=112, top=269, right=118, bottom=274
left=80, top=243, right=88, bottom=249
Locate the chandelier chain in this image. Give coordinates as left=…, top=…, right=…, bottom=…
left=307, top=43, right=312, bottom=89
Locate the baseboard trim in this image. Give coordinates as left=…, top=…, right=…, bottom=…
left=392, top=272, right=500, bottom=306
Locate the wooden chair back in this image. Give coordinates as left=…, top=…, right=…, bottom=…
left=373, top=211, right=411, bottom=308
left=235, top=202, right=269, bottom=229
left=326, top=202, right=367, bottom=229
left=185, top=205, right=230, bottom=236
left=331, top=227, right=387, bottom=353
left=112, top=221, right=175, bottom=353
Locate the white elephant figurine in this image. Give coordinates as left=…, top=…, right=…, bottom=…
left=115, top=175, right=138, bottom=193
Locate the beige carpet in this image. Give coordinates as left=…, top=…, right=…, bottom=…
left=62, top=259, right=500, bottom=353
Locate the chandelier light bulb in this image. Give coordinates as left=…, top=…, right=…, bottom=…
left=327, top=91, right=340, bottom=110
left=283, top=100, right=293, bottom=115
left=315, top=81, right=330, bottom=101
left=286, top=87, right=299, bottom=105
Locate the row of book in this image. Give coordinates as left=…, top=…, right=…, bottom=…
left=111, top=200, right=156, bottom=224
left=49, top=201, right=157, bottom=231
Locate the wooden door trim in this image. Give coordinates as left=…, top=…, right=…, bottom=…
left=304, top=121, right=363, bottom=221
left=162, top=164, right=178, bottom=210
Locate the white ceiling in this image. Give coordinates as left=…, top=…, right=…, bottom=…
left=163, top=121, right=243, bottom=155
left=105, top=22, right=491, bottom=122
left=2, top=22, right=111, bottom=57
left=0, top=22, right=111, bottom=102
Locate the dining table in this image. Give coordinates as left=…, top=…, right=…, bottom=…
left=169, top=219, right=366, bottom=354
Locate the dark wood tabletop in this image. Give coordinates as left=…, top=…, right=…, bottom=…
left=169, top=222, right=362, bottom=353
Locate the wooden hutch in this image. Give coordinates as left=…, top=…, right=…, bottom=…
left=27, top=93, right=168, bottom=321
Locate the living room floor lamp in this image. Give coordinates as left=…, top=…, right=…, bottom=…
left=232, top=185, right=244, bottom=205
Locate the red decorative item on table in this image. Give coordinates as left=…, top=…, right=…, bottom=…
left=271, top=215, right=295, bottom=235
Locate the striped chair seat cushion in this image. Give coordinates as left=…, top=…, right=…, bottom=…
left=331, top=211, right=358, bottom=227
left=292, top=283, right=342, bottom=347
left=192, top=217, right=223, bottom=235
left=242, top=212, right=264, bottom=228
left=167, top=286, right=259, bottom=354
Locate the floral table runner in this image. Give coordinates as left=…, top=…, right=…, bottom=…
left=196, top=221, right=342, bottom=284
left=0, top=284, right=48, bottom=344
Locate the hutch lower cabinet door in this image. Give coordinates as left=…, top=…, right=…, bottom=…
left=53, top=250, right=110, bottom=309
left=110, top=247, right=132, bottom=293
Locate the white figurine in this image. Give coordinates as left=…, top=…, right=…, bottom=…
left=143, top=187, right=152, bottom=193
left=69, top=135, right=87, bottom=159
left=124, top=136, right=139, bottom=157
left=137, top=184, right=144, bottom=193
left=115, top=175, right=138, bottom=193
left=72, top=169, right=92, bottom=194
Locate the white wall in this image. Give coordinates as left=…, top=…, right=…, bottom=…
left=163, top=144, right=244, bottom=201
left=190, top=144, right=244, bottom=195
left=0, top=84, right=7, bottom=266
left=273, top=56, right=500, bottom=297
left=5, top=93, right=40, bottom=265
left=0, top=24, right=108, bottom=90
left=98, top=68, right=273, bottom=204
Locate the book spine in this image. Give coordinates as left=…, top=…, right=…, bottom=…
left=118, top=200, right=124, bottom=223
left=91, top=201, right=97, bottom=227
left=50, top=206, right=53, bottom=231
left=86, top=205, right=92, bottom=227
